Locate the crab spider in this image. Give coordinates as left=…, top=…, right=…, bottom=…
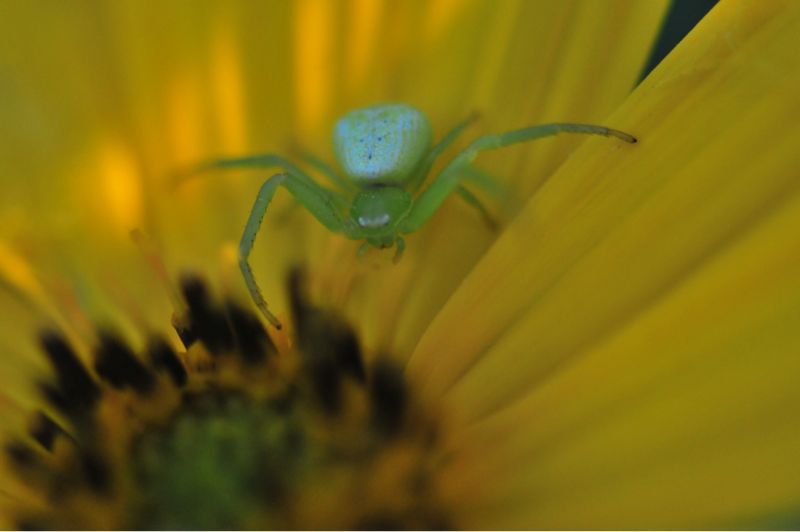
left=194, top=103, right=636, bottom=328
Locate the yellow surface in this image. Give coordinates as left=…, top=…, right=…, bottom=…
left=0, top=0, right=667, bottom=357
left=3, top=0, right=755, bottom=528
left=414, top=1, right=800, bottom=527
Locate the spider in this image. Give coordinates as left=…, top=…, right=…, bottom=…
left=191, top=103, right=636, bottom=328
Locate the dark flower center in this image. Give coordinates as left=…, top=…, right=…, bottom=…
left=6, top=269, right=451, bottom=529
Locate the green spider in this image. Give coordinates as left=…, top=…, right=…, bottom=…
left=194, top=103, right=636, bottom=329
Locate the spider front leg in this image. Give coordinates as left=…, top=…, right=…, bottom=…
left=239, top=172, right=354, bottom=328
left=176, top=152, right=349, bottom=211
left=400, top=122, right=636, bottom=233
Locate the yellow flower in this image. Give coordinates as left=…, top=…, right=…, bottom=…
left=1, top=0, right=798, bottom=529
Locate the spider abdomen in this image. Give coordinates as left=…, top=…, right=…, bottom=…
left=334, top=103, right=431, bottom=187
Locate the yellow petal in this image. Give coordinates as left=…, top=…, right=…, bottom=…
left=410, top=0, right=800, bottom=405
left=450, top=177, right=800, bottom=528
left=413, top=0, right=800, bottom=527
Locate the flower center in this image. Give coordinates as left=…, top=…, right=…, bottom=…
left=5, top=269, right=452, bottom=529
left=132, top=393, right=304, bottom=529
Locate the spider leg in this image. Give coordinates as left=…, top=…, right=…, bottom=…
left=400, top=122, right=635, bottom=233
left=461, top=165, right=508, bottom=202
left=239, top=172, right=356, bottom=328
left=392, top=236, right=406, bottom=264
left=455, top=185, right=498, bottom=231
left=357, top=241, right=371, bottom=257
left=453, top=165, right=510, bottom=230
left=407, top=112, right=479, bottom=193
left=295, top=150, right=356, bottom=194
left=176, top=152, right=349, bottom=211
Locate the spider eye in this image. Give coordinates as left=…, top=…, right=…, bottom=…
left=357, top=213, right=391, bottom=228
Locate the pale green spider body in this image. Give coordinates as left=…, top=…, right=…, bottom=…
left=198, top=103, right=636, bottom=328
left=335, top=104, right=432, bottom=186
left=336, top=104, right=430, bottom=249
